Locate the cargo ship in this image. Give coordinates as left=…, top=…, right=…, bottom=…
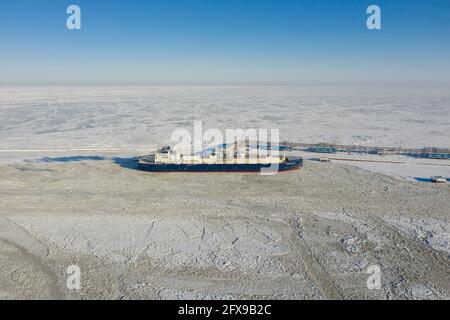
left=138, top=143, right=302, bottom=173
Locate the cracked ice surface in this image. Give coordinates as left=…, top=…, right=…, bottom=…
left=0, top=86, right=449, bottom=156
left=11, top=215, right=287, bottom=275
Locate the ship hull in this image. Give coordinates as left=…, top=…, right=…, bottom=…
left=138, top=157, right=302, bottom=173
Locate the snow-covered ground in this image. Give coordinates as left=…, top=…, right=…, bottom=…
left=1, top=86, right=448, bottom=180
left=0, top=86, right=449, bottom=154
left=1, top=86, right=449, bottom=299
left=333, top=159, right=450, bottom=183
left=1, top=159, right=449, bottom=299
left=298, top=152, right=450, bottom=182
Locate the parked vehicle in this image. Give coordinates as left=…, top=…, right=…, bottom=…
left=431, top=176, right=447, bottom=183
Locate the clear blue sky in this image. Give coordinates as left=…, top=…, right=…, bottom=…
left=0, top=0, right=449, bottom=86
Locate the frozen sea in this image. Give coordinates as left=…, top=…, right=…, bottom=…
left=0, top=85, right=449, bottom=157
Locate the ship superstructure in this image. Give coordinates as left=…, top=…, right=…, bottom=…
left=138, top=141, right=302, bottom=173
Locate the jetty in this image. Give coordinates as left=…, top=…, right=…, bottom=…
left=282, top=142, right=450, bottom=159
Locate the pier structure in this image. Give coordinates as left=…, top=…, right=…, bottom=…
left=282, top=142, right=450, bottom=158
